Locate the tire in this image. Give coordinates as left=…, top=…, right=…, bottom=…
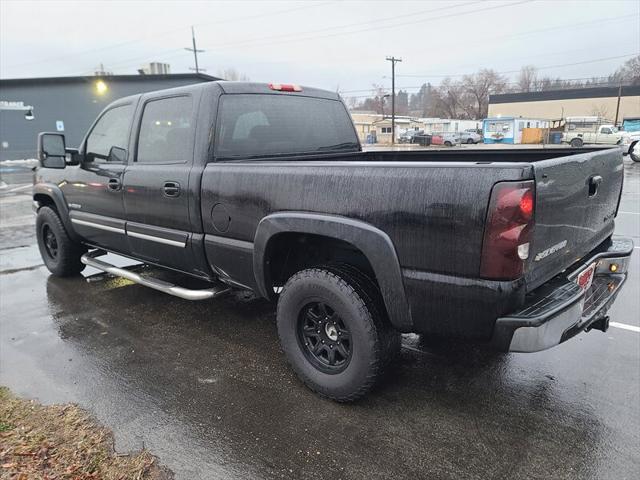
left=324, top=263, right=400, bottom=365
left=466, top=138, right=474, bottom=144
left=570, top=138, right=583, bottom=148
left=36, top=206, right=86, bottom=277
left=277, top=267, right=395, bottom=401
left=444, top=141, right=452, bottom=147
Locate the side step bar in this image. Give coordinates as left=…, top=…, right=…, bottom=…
left=81, top=250, right=231, bottom=301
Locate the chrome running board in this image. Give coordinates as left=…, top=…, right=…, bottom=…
left=81, top=250, right=231, bottom=301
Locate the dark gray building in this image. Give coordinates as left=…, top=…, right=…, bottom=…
left=0, top=73, right=219, bottom=160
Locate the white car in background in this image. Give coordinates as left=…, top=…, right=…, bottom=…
left=459, top=129, right=482, bottom=144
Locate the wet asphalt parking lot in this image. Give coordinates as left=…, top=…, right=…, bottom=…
left=1, top=158, right=639, bottom=479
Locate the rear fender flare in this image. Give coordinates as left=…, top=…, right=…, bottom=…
left=253, top=212, right=412, bottom=331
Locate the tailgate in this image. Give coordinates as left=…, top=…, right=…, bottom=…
left=526, top=148, right=623, bottom=290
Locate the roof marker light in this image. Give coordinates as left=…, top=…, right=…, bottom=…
left=269, top=83, right=302, bottom=92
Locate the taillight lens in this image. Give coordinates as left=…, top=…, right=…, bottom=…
left=480, top=180, right=535, bottom=280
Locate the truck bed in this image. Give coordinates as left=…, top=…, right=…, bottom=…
left=201, top=145, right=623, bottom=338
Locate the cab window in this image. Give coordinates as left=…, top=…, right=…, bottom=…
left=85, top=104, right=133, bottom=163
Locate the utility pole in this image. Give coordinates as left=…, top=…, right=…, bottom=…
left=185, top=26, right=205, bottom=74
left=614, top=83, right=622, bottom=126
left=385, top=56, right=402, bottom=144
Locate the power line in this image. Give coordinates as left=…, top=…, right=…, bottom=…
left=396, top=53, right=639, bottom=78
left=201, top=0, right=534, bottom=54
left=4, top=1, right=336, bottom=70
left=89, top=0, right=485, bottom=73
left=84, top=0, right=532, bottom=75
left=193, top=0, right=484, bottom=52
left=340, top=78, right=635, bottom=98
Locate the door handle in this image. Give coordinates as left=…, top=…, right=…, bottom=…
left=163, top=181, right=181, bottom=197
left=107, top=178, right=121, bottom=191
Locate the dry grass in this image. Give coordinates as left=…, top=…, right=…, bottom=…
left=0, top=387, right=172, bottom=479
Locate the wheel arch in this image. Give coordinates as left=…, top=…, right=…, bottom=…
left=253, top=212, right=412, bottom=331
left=33, top=183, right=81, bottom=242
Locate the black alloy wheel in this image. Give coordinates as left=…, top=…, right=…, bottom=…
left=298, top=301, right=352, bottom=374
left=42, top=224, right=59, bottom=260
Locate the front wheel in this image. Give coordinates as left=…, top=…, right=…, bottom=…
left=277, top=267, right=396, bottom=401
left=36, top=206, right=86, bottom=277
left=444, top=141, right=453, bottom=147
left=466, top=138, right=474, bottom=144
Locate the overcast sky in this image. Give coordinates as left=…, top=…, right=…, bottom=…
left=1, top=0, right=639, bottom=96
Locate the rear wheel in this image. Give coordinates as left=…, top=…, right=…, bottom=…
left=570, top=138, right=583, bottom=147
left=444, top=141, right=453, bottom=147
left=277, top=267, right=397, bottom=401
left=36, top=206, right=86, bottom=277
left=466, top=138, right=474, bottom=144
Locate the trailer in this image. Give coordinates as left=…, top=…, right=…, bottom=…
left=482, top=117, right=549, bottom=144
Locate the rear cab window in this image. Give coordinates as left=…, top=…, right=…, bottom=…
left=214, top=94, right=359, bottom=159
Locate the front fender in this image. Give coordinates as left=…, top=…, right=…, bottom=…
left=33, top=182, right=81, bottom=242
left=253, top=212, right=412, bottom=331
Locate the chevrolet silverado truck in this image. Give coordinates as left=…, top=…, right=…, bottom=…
left=34, top=81, right=633, bottom=401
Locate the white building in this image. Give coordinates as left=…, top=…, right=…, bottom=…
left=419, top=118, right=483, bottom=134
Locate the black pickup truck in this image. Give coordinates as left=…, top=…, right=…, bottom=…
left=34, top=81, right=633, bottom=401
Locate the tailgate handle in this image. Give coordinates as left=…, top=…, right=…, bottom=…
left=588, top=175, right=602, bottom=197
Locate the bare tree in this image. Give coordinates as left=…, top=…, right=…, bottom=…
left=345, top=96, right=359, bottom=110
left=591, top=104, right=610, bottom=119
left=217, top=68, right=250, bottom=81
left=517, top=65, right=538, bottom=92
left=610, top=55, right=640, bottom=85
left=461, top=69, right=508, bottom=119
left=432, top=78, right=465, bottom=119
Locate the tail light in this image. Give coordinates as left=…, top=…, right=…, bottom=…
left=480, top=180, right=535, bottom=280
left=268, top=83, right=302, bottom=92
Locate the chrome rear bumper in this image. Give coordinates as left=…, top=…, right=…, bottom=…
left=492, top=237, right=633, bottom=353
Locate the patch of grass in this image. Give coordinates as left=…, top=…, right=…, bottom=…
left=0, top=386, right=172, bottom=479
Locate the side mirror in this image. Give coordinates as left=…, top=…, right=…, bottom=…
left=37, top=132, right=66, bottom=169
left=108, top=146, right=127, bottom=163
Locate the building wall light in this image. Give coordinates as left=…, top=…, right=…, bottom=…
left=95, top=80, right=108, bottom=95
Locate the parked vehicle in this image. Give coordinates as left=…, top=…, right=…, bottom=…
left=398, top=129, right=424, bottom=143
left=430, top=131, right=460, bottom=146
left=410, top=133, right=432, bottom=146
left=34, top=81, right=633, bottom=401
left=459, top=129, right=482, bottom=144
left=621, top=117, right=640, bottom=162
left=564, top=124, right=625, bottom=147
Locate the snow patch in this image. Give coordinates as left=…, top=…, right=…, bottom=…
left=0, top=158, right=39, bottom=167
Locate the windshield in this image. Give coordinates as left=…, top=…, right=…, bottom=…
left=215, top=94, right=359, bottom=159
